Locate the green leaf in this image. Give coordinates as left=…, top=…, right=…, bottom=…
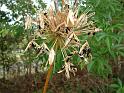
left=80, top=62, right=85, bottom=70
left=87, top=60, right=95, bottom=72
left=110, top=84, right=120, bottom=88
left=106, top=37, right=111, bottom=51
left=117, top=78, right=123, bottom=87
left=119, top=51, right=124, bottom=57
left=117, top=87, right=124, bottom=93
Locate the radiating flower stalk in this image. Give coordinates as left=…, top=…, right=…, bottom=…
left=24, top=0, right=101, bottom=93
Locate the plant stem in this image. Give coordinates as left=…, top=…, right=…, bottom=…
left=43, top=64, right=53, bottom=93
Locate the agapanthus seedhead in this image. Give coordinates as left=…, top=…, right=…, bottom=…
left=24, top=0, right=101, bottom=79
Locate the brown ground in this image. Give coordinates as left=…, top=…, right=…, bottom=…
left=0, top=68, right=111, bottom=93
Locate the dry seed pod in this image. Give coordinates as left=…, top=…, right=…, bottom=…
left=37, top=12, right=44, bottom=29
left=48, top=48, right=55, bottom=65
left=58, top=62, right=77, bottom=79
left=78, top=41, right=91, bottom=64
left=62, top=0, right=65, bottom=6
left=24, top=40, right=39, bottom=52
left=87, top=12, right=95, bottom=18
left=55, top=22, right=65, bottom=32
left=36, top=44, right=45, bottom=55
left=65, top=62, right=70, bottom=79
left=24, top=41, right=33, bottom=52
left=36, top=42, right=49, bottom=57
left=73, top=33, right=80, bottom=42
left=34, top=30, right=43, bottom=38
left=94, top=28, right=102, bottom=32
left=66, top=10, right=75, bottom=27
left=64, top=56, right=71, bottom=62
left=65, top=27, right=70, bottom=33
left=42, top=42, right=49, bottom=52
left=64, top=50, right=78, bottom=62
left=47, top=6, right=57, bottom=32
left=87, top=27, right=101, bottom=36
left=64, top=32, right=74, bottom=47
left=62, top=0, right=69, bottom=9
left=79, top=41, right=89, bottom=56
left=25, top=15, right=32, bottom=29
left=74, top=7, right=78, bottom=18
left=32, top=42, right=40, bottom=49
left=75, top=14, right=87, bottom=27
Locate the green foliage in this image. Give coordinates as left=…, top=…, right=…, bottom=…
left=77, top=0, right=124, bottom=78
left=110, top=78, right=124, bottom=93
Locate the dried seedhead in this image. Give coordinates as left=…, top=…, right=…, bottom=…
left=24, top=0, right=101, bottom=79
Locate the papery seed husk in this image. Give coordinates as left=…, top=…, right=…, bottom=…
left=48, top=48, right=55, bottom=65
left=24, top=40, right=34, bottom=52
left=64, top=32, right=74, bottom=47
left=67, top=10, right=75, bottom=27
left=25, top=15, right=32, bottom=29
left=79, top=41, right=89, bottom=54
